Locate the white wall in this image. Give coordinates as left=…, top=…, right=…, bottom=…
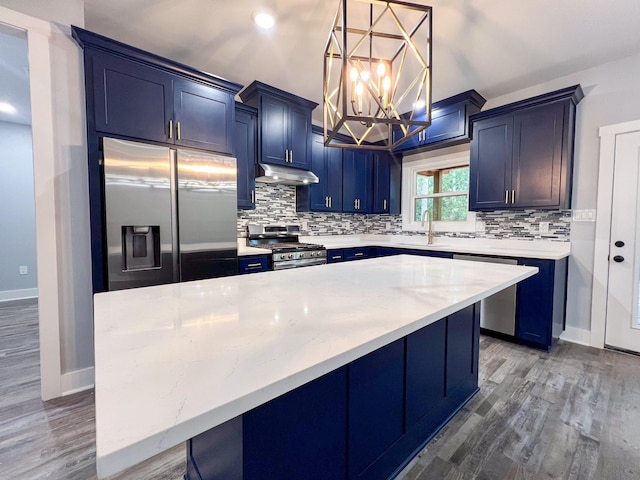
left=0, top=1, right=93, bottom=388
left=484, top=51, right=640, bottom=338
left=0, top=121, right=38, bottom=297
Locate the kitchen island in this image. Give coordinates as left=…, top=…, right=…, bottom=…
left=93, top=255, right=537, bottom=479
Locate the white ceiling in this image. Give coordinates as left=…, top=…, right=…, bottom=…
left=6, top=1, right=640, bottom=128
left=81, top=0, right=640, bottom=125
left=0, top=23, right=31, bottom=125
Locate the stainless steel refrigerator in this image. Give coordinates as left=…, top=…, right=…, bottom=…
left=102, top=137, right=238, bottom=291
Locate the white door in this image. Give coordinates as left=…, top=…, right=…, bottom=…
left=605, top=131, right=640, bottom=353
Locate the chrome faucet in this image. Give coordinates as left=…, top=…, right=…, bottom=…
left=421, top=209, right=434, bottom=245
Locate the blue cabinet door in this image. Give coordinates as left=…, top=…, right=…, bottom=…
left=391, top=110, right=424, bottom=151
left=469, top=115, right=514, bottom=210
left=244, top=367, right=347, bottom=480
left=91, top=52, right=173, bottom=143
left=446, top=305, right=477, bottom=397
left=261, top=96, right=288, bottom=166
left=424, top=102, right=466, bottom=145
left=343, top=149, right=372, bottom=213
left=372, top=151, right=400, bottom=215
left=235, top=106, right=256, bottom=209
left=173, top=78, right=234, bottom=154
left=516, top=258, right=554, bottom=347
left=238, top=255, right=271, bottom=274
left=348, top=340, right=405, bottom=479
left=298, top=134, right=343, bottom=212
left=512, top=102, right=565, bottom=208
left=308, top=133, right=330, bottom=211
left=288, top=103, right=312, bottom=170
left=406, top=319, right=446, bottom=426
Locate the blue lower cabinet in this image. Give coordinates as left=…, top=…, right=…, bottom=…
left=446, top=305, right=478, bottom=396
left=343, top=247, right=371, bottom=261
left=237, top=255, right=271, bottom=274
left=515, top=257, right=566, bottom=351
left=371, top=247, right=401, bottom=257
left=243, top=368, right=348, bottom=480
left=404, top=248, right=454, bottom=259
left=327, top=249, right=345, bottom=263
left=348, top=340, right=405, bottom=479
left=185, top=303, right=480, bottom=480
left=405, top=320, right=446, bottom=426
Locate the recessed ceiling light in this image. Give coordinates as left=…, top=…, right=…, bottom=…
left=252, top=11, right=275, bottom=29
left=0, top=102, right=16, bottom=114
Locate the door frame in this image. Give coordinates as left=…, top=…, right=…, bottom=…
left=0, top=7, right=63, bottom=400
left=591, top=119, right=640, bottom=349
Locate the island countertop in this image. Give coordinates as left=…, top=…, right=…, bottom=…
left=93, top=255, right=538, bottom=478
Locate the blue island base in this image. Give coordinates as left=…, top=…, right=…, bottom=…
left=186, top=303, right=480, bottom=480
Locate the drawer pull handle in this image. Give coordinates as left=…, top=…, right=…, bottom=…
left=511, top=189, right=515, bottom=204
left=505, top=190, right=509, bottom=204
left=355, top=253, right=364, bottom=256
left=246, top=263, right=262, bottom=267
left=332, top=256, right=342, bottom=259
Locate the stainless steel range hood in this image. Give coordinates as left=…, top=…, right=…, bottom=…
left=255, top=163, right=319, bottom=186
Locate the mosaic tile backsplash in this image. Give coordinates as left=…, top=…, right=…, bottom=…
left=237, top=184, right=571, bottom=241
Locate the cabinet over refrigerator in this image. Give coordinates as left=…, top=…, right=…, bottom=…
left=102, top=138, right=237, bottom=291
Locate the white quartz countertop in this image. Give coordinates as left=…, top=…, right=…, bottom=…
left=93, top=256, right=537, bottom=478
left=298, top=234, right=570, bottom=260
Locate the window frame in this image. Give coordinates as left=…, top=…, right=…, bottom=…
left=401, top=150, right=477, bottom=233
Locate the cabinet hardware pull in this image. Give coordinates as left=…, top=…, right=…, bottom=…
left=354, top=199, right=357, bottom=209
left=251, top=190, right=255, bottom=203
left=357, top=199, right=360, bottom=209
left=355, top=253, right=364, bottom=256
left=246, top=263, right=262, bottom=268
left=290, top=150, right=293, bottom=163
left=285, top=149, right=288, bottom=162
left=332, top=256, right=342, bottom=259
left=177, top=122, right=181, bottom=140
left=329, top=196, right=332, bottom=208
left=325, top=196, right=329, bottom=208
left=383, top=199, right=387, bottom=210
left=511, top=189, right=515, bottom=204
left=169, top=120, right=173, bottom=139
left=505, top=190, right=509, bottom=204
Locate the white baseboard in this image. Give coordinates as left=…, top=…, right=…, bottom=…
left=0, top=288, right=38, bottom=302
left=61, top=366, right=95, bottom=396
left=560, top=326, right=593, bottom=347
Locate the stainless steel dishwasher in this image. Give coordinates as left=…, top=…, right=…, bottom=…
left=453, top=254, right=518, bottom=336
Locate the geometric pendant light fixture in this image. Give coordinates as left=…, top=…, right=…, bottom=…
left=323, top=0, right=432, bottom=150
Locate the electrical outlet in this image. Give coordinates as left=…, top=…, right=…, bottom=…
left=19, top=266, right=28, bottom=275
left=539, top=222, right=550, bottom=233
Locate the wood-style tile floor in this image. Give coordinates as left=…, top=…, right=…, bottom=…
left=1, top=298, right=639, bottom=479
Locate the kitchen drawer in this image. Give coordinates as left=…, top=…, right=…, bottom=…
left=343, top=247, right=371, bottom=261
left=238, top=255, right=271, bottom=274
left=327, top=249, right=345, bottom=263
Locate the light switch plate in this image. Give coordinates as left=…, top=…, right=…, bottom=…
left=572, top=209, right=596, bottom=222
left=19, top=266, right=28, bottom=275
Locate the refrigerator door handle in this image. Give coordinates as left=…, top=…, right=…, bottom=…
left=170, top=149, right=180, bottom=282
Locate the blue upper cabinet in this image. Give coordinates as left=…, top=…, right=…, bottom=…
left=469, top=85, right=583, bottom=211
left=235, top=103, right=257, bottom=209
left=239, top=81, right=318, bottom=170
left=74, top=26, right=242, bottom=155
left=392, top=90, right=486, bottom=154
left=173, top=78, right=234, bottom=154
left=297, top=132, right=343, bottom=212
left=90, top=52, right=173, bottom=144
left=372, top=150, right=401, bottom=214
left=343, top=149, right=372, bottom=213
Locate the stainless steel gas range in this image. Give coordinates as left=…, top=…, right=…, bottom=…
left=246, top=224, right=327, bottom=270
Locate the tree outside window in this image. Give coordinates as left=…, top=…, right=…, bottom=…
left=413, top=166, right=469, bottom=222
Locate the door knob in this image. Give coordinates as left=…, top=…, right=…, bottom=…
left=613, top=255, right=625, bottom=263
left=615, top=241, right=625, bottom=247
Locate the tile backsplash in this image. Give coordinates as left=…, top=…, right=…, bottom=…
left=237, top=184, right=571, bottom=241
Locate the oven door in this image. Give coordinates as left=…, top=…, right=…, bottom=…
left=273, top=258, right=327, bottom=270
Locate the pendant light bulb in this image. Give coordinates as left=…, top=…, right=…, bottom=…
left=350, top=67, right=359, bottom=82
